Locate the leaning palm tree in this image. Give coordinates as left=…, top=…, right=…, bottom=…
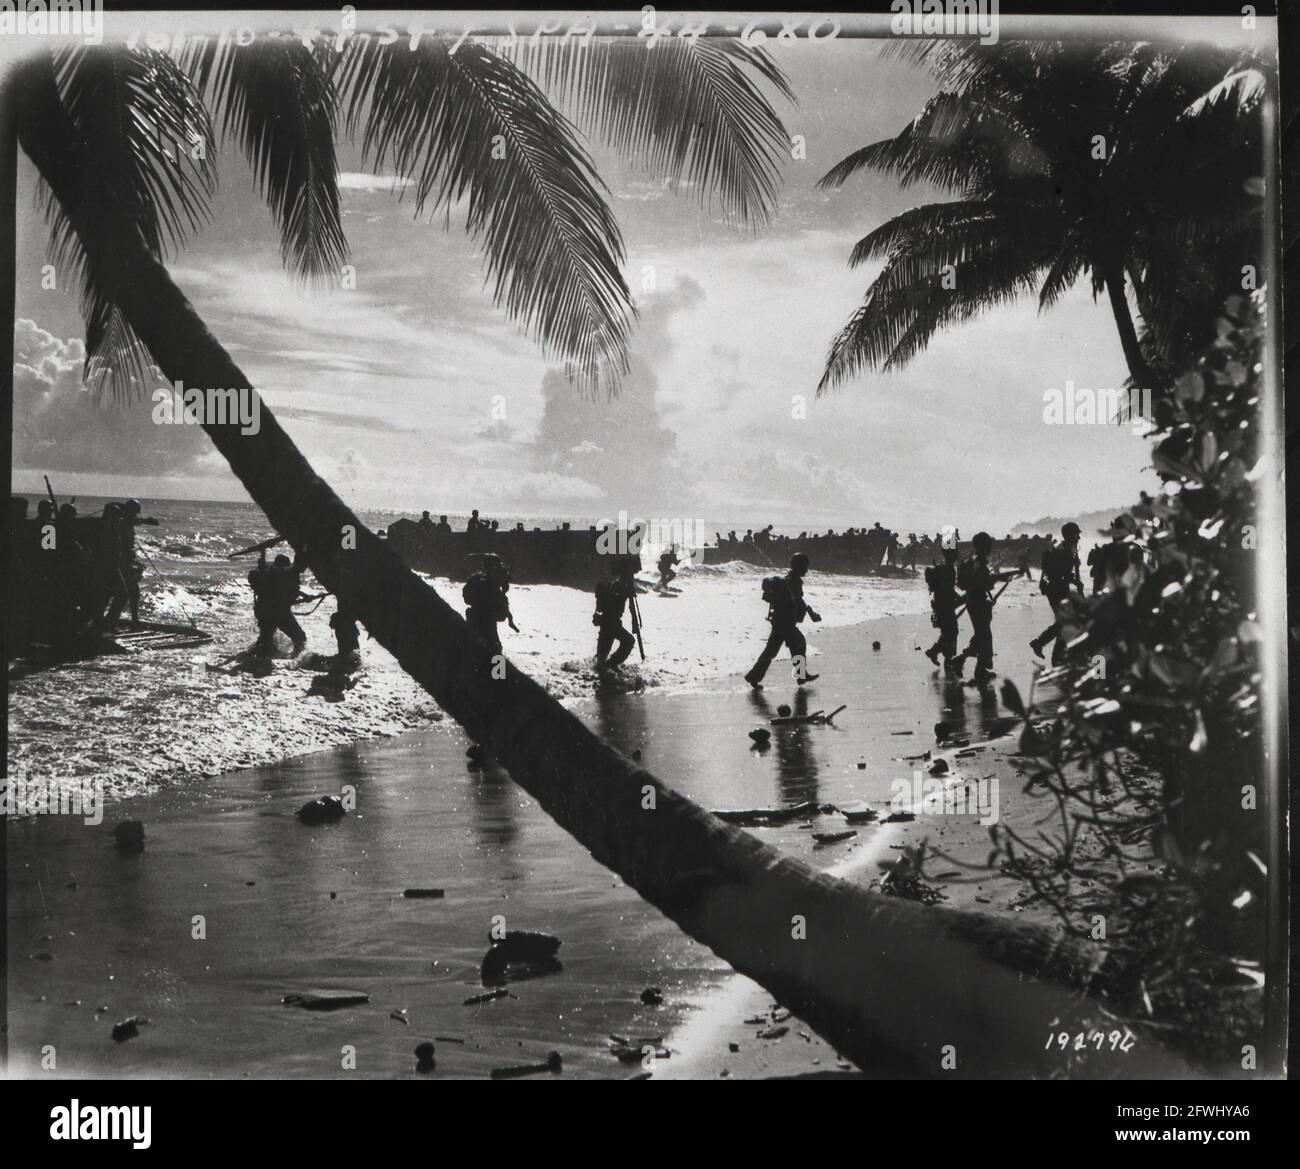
left=5, top=33, right=1195, bottom=1076
left=816, top=39, right=1271, bottom=394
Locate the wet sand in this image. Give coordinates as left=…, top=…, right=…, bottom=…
left=9, top=596, right=1070, bottom=1079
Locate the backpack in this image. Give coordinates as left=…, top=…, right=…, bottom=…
left=761, top=576, right=786, bottom=604
left=956, top=556, right=978, bottom=594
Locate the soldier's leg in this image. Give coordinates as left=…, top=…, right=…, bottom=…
left=786, top=626, right=814, bottom=683
left=608, top=623, right=636, bottom=667
left=745, top=624, right=786, bottom=685
left=973, top=610, right=994, bottom=673
left=595, top=625, right=614, bottom=668
left=276, top=609, right=307, bottom=647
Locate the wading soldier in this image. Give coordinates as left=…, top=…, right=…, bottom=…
left=249, top=547, right=308, bottom=655
left=924, top=546, right=963, bottom=672
left=1030, top=522, right=1083, bottom=663
left=462, top=553, right=516, bottom=656
left=745, top=552, right=821, bottom=690
left=593, top=555, right=639, bottom=673
left=952, top=532, right=1019, bottom=681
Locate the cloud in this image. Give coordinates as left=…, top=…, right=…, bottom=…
left=527, top=278, right=705, bottom=513
left=13, top=319, right=214, bottom=478
left=337, top=172, right=416, bottom=193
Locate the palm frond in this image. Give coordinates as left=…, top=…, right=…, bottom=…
left=506, top=36, right=793, bottom=227
left=178, top=36, right=347, bottom=284
left=818, top=218, right=1057, bottom=392
left=337, top=35, right=632, bottom=394
left=817, top=92, right=1044, bottom=198
left=42, top=45, right=215, bottom=403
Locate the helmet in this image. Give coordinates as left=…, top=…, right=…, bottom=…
left=1061, top=522, right=1081, bottom=539
left=790, top=552, right=810, bottom=573
left=972, top=531, right=992, bottom=553
left=273, top=554, right=291, bottom=568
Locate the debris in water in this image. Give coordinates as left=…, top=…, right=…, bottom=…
left=113, top=821, right=145, bottom=852
left=640, top=986, right=664, bottom=1006
left=812, top=830, right=856, bottom=847
left=402, top=888, right=445, bottom=899
left=282, top=991, right=370, bottom=1011
left=490, top=1051, right=563, bottom=1079
left=463, top=988, right=514, bottom=1007
left=713, top=801, right=819, bottom=826
left=481, top=930, right=563, bottom=986
left=112, top=1016, right=148, bottom=1043
left=296, top=795, right=346, bottom=825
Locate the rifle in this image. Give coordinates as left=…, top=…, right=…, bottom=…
left=229, top=535, right=285, bottom=559
left=954, top=564, right=1027, bottom=619
left=43, top=474, right=57, bottom=509
left=629, top=590, right=646, bottom=661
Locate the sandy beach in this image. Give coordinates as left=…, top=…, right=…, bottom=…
left=8, top=579, right=1074, bottom=1080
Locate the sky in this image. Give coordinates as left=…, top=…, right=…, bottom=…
left=9, top=29, right=1200, bottom=533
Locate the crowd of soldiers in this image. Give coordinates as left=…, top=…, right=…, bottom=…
left=241, top=512, right=1139, bottom=691
left=6, top=495, right=156, bottom=654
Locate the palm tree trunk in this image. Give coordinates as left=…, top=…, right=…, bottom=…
left=10, top=53, right=1194, bottom=1077
left=1103, top=263, right=1161, bottom=390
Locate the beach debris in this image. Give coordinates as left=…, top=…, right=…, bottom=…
left=414, top=1041, right=436, bottom=1072
left=630, top=748, right=643, bottom=761
left=837, top=801, right=878, bottom=825
left=771, top=1007, right=791, bottom=1023
left=296, top=795, right=346, bottom=825
left=463, top=988, right=515, bottom=1007
left=770, top=705, right=845, bottom=727
left=742, top=1015, right=766, bottom=1025
left=729, top=1042, right=740, bottom=1053
left=610, top=1038, right=669, bottom=1064
left=776, top=703, right=792, bottom=718
left=879, top=848, right=947, bottom=906
left=491, top=1050, right=563, bottom=1079
left=757, top=1024, right=789, bottom=1040
left=111, top=1016, right=148, bottom=1043
left=282, top=991, right=371, bottom=1011
left=481, top=930, right=563, bottom=986
left=928, top=759, right=950, bottom=777
left=812, top=830, right=857, bottom=847
left=113, top=821, right=145, bottom=853
left=640, top=986, right=664, bottom=1006
left=871, top=641, right=881, bottom=651
left=882, top=810, right=916, bottom=823
left=934, top=721, right=951, bottom=740
left=435, top=1036, right=466, bottom=1044
left=856, top=756, right=866, bottom=769
left=402, top=888, right=445, bottom=899
left=748, top=728, right=771, bottom=747
left=390, top=1009, right=409, bottom=1026
left=30, top=951, right=55, bottom=962
left=713, top=800, right=819, bottom=827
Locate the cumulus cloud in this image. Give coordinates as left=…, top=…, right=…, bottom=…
left=337, top=172, right=416, bottom=193
left=13, top=319, right=212, bottom=478
left=528, top=278, right=705, bottom=513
